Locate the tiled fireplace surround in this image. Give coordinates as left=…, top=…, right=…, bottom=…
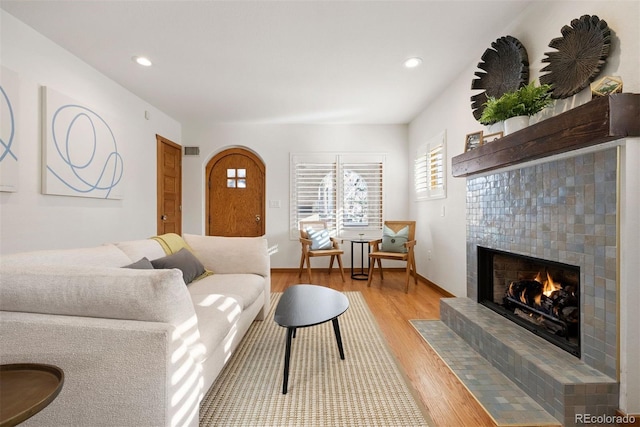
left=443, top=146, right=621, bottom=425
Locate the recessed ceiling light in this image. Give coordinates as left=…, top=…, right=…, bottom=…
left=403, top=57, right=423, bottom=69
left=132, top=56, right=152, bottom=67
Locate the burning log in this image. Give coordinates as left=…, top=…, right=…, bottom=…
left=507, top=280, right=543, bottom=306
left=504, top=271, right=579, bottom=336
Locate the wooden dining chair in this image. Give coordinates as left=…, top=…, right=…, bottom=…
left=367, top=220, right=417, bottom=293
left=298, top=221, right=345, bottom=283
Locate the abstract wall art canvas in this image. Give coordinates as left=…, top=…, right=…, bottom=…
left=0, top=66, right=19, bottom=192
left=42, top=86, right=124, bottom=199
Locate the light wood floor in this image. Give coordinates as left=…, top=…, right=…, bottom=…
left=271, top=268, right=497, bottom=427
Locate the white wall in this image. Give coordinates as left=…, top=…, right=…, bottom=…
left=409, top=87, right=471, bottom=297
left=0, top=11, right=182, bottom=254
left=408, top=1, right=639, bottom=413
left=181, top=123, right=409, bottom=268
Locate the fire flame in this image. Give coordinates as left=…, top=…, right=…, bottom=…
left=507, top=270, right=564, bottom=307
left=531, top=270, right=562, bottom=305
left=535, top=271, right=562, bottom=296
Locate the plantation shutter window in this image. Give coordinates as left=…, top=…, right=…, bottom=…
left=292, top=157, right=337, bottom=230
left=340, top=155, right=384, bottom=232
left=414, top=151, right=428, bottom=196
left=415, top=131, right=446, bottom=200
left=291, top=153, right=385, bottom=238
left=429, top=144, right=445, bottom=192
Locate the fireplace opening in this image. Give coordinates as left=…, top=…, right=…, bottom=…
left=477, top=246, right=580, bottom=357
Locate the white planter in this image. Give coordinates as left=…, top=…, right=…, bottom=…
left=504, top=115, right=529, bottom=135
left=485, top=122, right=504, bottom=135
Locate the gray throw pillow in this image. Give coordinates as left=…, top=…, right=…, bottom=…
left=151, top=248, right=206, bottom=285
left=122, top=257, right=154, bottom=269
left=381, top=225, right=409, bottom=253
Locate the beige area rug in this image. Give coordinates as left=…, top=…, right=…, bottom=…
left=200, top=291, right=433, bottom=426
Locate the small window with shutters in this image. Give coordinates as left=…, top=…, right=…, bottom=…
left=415, top=131, right=446, bottom=201
left=290, top=153, right=385, bottom=239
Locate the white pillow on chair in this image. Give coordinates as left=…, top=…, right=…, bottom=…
left=306, top=228, right=332, bottom=250
left=381, top=225, right=409, bottom=253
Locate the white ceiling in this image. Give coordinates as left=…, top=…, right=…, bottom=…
left=1, top=0, right=532, bottom=125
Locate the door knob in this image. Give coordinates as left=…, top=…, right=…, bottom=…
left=161, top=215, right=168, bottom=221
left=255, top=215, right=261, bottom=222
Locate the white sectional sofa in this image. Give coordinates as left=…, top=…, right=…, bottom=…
left=0, top=233, right=270, bottom=427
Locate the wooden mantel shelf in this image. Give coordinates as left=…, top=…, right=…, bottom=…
left=452, top=93, right=639, bottom=177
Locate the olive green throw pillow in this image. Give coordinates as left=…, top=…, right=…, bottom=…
left=381, top=225, right=409, bottom=253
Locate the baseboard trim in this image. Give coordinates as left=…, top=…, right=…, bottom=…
left=615, top=410, right=639, bottom=426
left=269, top=268, right=455, bottom=297
left=270, top=268, right=303, bottom=274
left=417, top=274, right=455, bottom=298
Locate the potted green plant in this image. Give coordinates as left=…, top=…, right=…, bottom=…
left=479, top=82, right=553, bottom=134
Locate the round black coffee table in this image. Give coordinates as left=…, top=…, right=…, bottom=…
left=274, top=284, right=349, bottom=394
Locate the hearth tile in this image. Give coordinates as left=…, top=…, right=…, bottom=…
left=411, top=319, right=559, bottom=426
left=438, top=298, right=619, bottom=426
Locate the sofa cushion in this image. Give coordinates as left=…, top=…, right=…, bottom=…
left=151, top=248, right=206, bottom=285
left=190, top=294, right=242, bottom=355
left=0, top=244, right=132, bottom=268
left=187, top=274, right=264, bottom=310
left=183, top=234, right=269, bottom=277
left=0, top=265, right=196, bottom=326
left=114, top=239, right=166, bottom=263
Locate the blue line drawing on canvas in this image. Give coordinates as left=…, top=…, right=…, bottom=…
left=1, top=67, right=19, bottom=193
left=46, top=103, right=124, bottom=199
left=0, top=85, right=17, bottom=162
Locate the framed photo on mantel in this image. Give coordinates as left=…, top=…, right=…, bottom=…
left=483, top=131, right=503, bottom=145
left=464, top=131, right=483, bottom=152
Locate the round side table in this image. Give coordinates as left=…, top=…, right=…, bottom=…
left=0, top=363, right=64, bottom=427
left=349, top=239, right=371, bottom=280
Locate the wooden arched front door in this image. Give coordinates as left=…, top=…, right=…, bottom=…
left=206, top=147, right=265, bottom=236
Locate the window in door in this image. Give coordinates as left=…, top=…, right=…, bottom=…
left=226, top=168, right=246, bottom=188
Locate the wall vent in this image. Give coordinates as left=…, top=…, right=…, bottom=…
left=184, top=146, right=200, bottom=156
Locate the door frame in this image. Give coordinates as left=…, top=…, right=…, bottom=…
left=205, top=147, right=265, bottom=236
